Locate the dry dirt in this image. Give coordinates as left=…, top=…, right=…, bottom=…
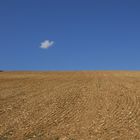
left=0, top=71, right=140, bottom=140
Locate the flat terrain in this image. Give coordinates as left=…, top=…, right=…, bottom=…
left=0, top=71, right=140, bottom=140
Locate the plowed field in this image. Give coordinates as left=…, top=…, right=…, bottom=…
left=0, top=71, right=140, bottom=140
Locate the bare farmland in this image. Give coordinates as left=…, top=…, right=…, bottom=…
left=0, top=71, right=140, bottom=140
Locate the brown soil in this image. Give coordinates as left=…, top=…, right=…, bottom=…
left=0, top=71, right=140, bottom=140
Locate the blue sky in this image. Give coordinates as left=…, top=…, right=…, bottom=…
left=0, top=0, right=140, bottom=70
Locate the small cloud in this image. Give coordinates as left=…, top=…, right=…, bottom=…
left=40, top=40, right=54, bottom=49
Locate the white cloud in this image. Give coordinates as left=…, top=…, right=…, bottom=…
left=40, top=40, right=54, bottom=49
